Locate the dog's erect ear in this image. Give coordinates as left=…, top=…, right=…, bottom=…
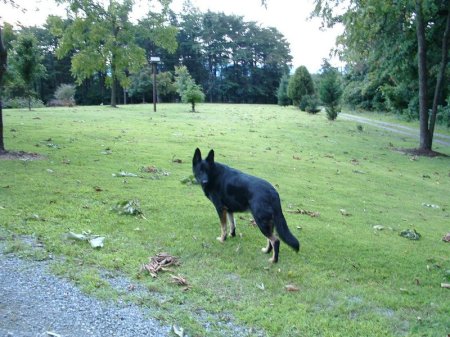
left=206, top=149, right=215, bottom=164
left=193, top=148, right=202, bottom=165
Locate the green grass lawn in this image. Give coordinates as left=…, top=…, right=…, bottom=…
left=1, top=104, right=449, bottom=337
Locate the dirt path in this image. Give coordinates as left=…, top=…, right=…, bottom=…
left=340, top=113, right=450, bottom=147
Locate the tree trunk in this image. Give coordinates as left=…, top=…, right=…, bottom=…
left=191, top=101, right=195, bottom=112
left=415, top=1, right=432, bottom=150
left=0, top=26, right=6, bottom=153
left=429, top=6, right=450, bottom=143
left=110, top=76, right=117, bottom=107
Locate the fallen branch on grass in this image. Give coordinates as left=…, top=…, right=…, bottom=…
left=287, top=209, right=320, bottom=217
left=141, top=253, right=180, bottom=278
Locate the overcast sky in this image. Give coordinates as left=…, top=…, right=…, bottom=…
left=1, top=0, right=343, bottom=73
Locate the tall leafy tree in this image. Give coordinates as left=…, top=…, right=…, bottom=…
left=9, top=33, right=46, bottom=110
left=51, top=0, right=177, bottom=107
left=312, top=0, right=450, bottom=152
left=0, top=25, right=7, bottom=153
left=287, top=66, right=314, bottom=106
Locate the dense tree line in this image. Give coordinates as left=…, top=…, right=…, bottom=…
left=0, top=2, right=292, bottom=107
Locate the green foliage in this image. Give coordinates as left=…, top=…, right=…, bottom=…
left=3, top=96, right=45, bottom=109
left=156, top=71, right=177, bottom=102
left=175, top=65, right=205, bottom=112
left=128, top=67, right=153, bottom=103
left=176, top=8, right=292, bottom=103
left=299, top=94, right=321, bottom=113
left=312, top=0, right=450, bottom=148
left=319, top=61, right=342, bottom=120
left=50, top=0, right=177, bottom=107
left=53, top=84, right=76, bottom=106
left=287, top=66, right=314, bottom=106
left=277, top=74, right=291, bottom=106
left=436, top=98, right=450, bottom=127
left=8, top=33, right=46, bottom=110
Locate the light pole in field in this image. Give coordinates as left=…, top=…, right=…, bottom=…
left=150, top=56, right=161, bottom=112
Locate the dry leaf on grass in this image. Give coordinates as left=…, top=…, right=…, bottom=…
left=141, top=253, right=180, bottom=278
left=172, top=325, right=184, bottom=337
left=287, top=209, right=320, bottom=217
left=285, top=284, right=300, bottom=292
left=170, top=274, right=190, bottom=290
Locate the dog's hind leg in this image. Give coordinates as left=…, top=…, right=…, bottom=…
left=227, top=212, right=236, bottom=237
left=267, top=235, right=280, bottom=263
left=261, top=239, right=272, bottom=254
left=217, top=208, right=228, bottom=243
left=254, top=215, right=280, bottom=263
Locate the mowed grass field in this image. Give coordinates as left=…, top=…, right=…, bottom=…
left=0, top=103, right=449, bottom=337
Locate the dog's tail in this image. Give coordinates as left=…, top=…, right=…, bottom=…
left=274, top=210, right=300, bottom=252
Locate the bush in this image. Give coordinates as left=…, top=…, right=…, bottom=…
left=4, top=97, right=45, bottom=109
left=325, top=106, right=340, bottom=120
left=299, top=95, right=321, bottom=113
left=54, top=84, right=76, bottom=106
left=437, top=102, right=450, bottom=127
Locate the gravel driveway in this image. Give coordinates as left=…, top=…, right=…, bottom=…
left=0, top=241, right=171, bottom=337
left=340, top=113, right=450, bottom=147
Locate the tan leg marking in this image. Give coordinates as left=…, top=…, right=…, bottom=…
left=261, top=239, right=272, bottom=253
left=216, top=208, right=228, bottom=242
left=227, top=212, right=236, bottom=237
left=268, top=234, right=280, bottom=263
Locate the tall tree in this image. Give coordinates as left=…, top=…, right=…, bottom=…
left=0, top=25, right=7, bottom=153
left=287, top=66, right=314, bottom=106
left=51, top=0, right=177, bottom=107
left=312, top=0, right=450, bottom=152
left=9, top=33, right=46, bottom=110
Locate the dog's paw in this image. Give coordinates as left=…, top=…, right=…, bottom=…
left=261, top=247, right=270, bottom=253
left=269, top=257, right=278, bottom=263
left=216, top=236, right=226, bottom=243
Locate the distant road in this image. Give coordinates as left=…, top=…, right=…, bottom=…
left=340, top=113, right=450, bottom=147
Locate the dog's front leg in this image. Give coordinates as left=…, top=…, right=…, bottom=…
left=217, top=208, right=228, bottom=242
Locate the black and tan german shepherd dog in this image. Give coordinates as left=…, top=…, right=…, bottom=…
left=192, top=148, right=300, bottom=263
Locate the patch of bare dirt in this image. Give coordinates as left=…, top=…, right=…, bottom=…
left=396, top=148, right=449, bottom=158
left=0, top=151, right=45, bottom=161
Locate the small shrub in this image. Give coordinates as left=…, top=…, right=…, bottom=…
left=4, top=97, right=45, bottom=109
left=299, top=95, right=321, bottom=114
left=325, top=106, right=340, bottom=120
left=54, top=84, right=76, bottom=107
left=436, top=103, right=450, bottom=127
